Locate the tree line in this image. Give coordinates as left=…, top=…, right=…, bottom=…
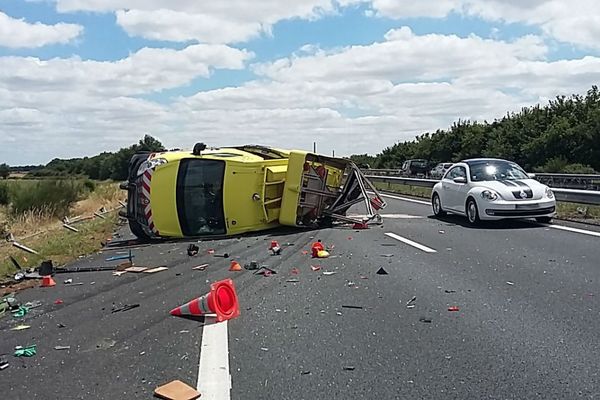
left=22, top=135, right=166, bottom=181
left=351, top=86, right=600, bottom=173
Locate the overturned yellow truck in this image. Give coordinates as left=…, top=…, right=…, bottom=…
left=119, top=143, right=386, bottom=239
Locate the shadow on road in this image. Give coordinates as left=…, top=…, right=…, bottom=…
left=427, top=214, right=545, bottom=230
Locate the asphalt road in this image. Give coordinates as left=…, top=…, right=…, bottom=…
left=1, top=194, right=599, bottom=399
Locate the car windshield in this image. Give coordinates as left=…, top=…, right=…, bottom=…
left=176, top=159, right=226, bottom=236
left=469, top=160, right=529, bottom=182
left=413, top=160, right=427, bottom=167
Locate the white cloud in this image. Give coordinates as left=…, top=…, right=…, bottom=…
left=0, top=11, right=82, bottom=48
left=55, top=0, right=337, bottom=44
left=357, top=0, right=600, bottom=50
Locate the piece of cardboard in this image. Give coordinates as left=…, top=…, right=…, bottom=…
left=124, top=266, right=148, bottom=273
left=154, top=380, right=201, bottom=400
left=144, top=266, right=169, bottom=274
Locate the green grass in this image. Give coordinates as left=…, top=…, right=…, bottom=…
left=374, top=182, right=600, bottom=222
left=0, top=213, right=118, bottom=281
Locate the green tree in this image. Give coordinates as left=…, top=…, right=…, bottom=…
left=0, top=163, right=9, bottom=179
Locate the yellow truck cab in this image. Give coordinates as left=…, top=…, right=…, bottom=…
left=120, top=143, right=385, bottom=239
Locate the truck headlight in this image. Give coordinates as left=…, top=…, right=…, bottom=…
left=545, top=187, right=554, bottom=199
left=481, top=190, right=499, bottom=201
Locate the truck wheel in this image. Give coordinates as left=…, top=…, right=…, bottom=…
left=129, top=220, right=151, bottom=241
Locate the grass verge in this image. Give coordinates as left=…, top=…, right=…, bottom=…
left=374, top=182, right=600, bottom=224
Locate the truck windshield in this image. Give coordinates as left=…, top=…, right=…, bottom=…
left=176, top=159, right=226, bottom=236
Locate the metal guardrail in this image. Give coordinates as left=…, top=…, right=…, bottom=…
left=364, top=169, right=600, bottom=190
left=365, top=175, right=600, bottom=206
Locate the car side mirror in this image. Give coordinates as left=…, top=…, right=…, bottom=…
left=453, top=177, right=467, bottom=184
left=527, top=173, right=536, bottom=179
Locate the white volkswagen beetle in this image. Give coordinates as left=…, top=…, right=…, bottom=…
left=431, top=158, right=556, bottom=225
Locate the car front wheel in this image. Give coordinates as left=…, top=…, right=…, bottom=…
left=466, top=198, right=480, bottom=226
left=432, top=193, right=446, bottom=217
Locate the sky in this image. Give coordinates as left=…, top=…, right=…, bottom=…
left=1, top=1, right=600, bottom=165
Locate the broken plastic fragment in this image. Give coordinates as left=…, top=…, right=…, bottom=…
left=310, top=265, right=321, bottom=272
left=322, top=271, right=336, bottom=276
left=419, top=317, right=432, bottom=323
left=376, top=267, right=388, bottom=275
left=14, top=344, right=36, bottom=357
left=448, top=306, right=460, bottom=312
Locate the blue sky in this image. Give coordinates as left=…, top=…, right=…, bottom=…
left=1, top=0, right=599, bottom=164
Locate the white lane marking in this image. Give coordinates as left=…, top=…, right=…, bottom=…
left=385, top=232, right=437, bottom=253
left=379, top=193, right=430, bottom=206
left=348, top=213, right=423, bottom=219
left=548, top=224, right=600, bottom=238
left=197, top=320, right=231, bottom=400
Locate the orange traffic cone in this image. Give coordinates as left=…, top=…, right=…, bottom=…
left=170, top=279, right=240, bottom=322
left=41, top=275, right=56, bottom=287
left=269, top=240, right=281, bottom=255
left=229, top=260, right=242, bottom=271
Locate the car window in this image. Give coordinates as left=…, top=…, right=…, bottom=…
left=176, top=159, right=226, bottom=236
left=445, top=166, right=466, bottom=180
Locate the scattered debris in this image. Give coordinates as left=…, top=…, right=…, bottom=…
left=380, top=254, right=394, bottom=258
left=111, top=304, right=140, bottom=313
left=438, top=230, right=445, bottom=234
left=291, top=268, right=300, bottom=275
left=187, top=244, right=199, bottom=256
left=243, top=261, right=258, bottom=270
left=10, top=325, right=30, bottom=331
left=381, top=243, right=397, bottom=247
left=343, top=366, right=356, bottom=371
left=406, top=305, right=415, bottom=309
left=54, top=299, right=64, bottom=305
left=359, top=275, right=368, bottom=280
left=144, top=266, right=169, bottom=274
left=352, top=221, right=368, bottom=229
left=192, top=264, right=210, bottom=271
left=406, top=296, right=417, bottom=307
left=14, top=344, right=37, bottom=357
left=254, top=267, right=276, bottom=276
left=64, top=278, right=73, bottom=284
left=269, top=240, right=282, bottom=255
left=448, top=306, right=460, bottom=312
left=286, top=278, right=300, bottom=283
left=154, top=380, right=201, bottom=400
left=12, top=306, right=29, bottom=318
left=444, top=290, right=456, bottom=293
left=63, top=224, right=79, bottom=232
left=506, top=281, right=515, bottom=286
left=124, top=266, right=148, bottom=273
left=0, top=361, right=8, bottom=370
left=311, top=241, right=325, bottom=258
left=260, top=347, right=269, bottom=352
left=54, top=345, right=71, bottom=351
left=376, top=267, right=388, bottom=275
left=419, top=317, right=432, bottom=323
left=12, top=242, right=39, bottom=255
left=300, top=370, right=311, bottom=375
left=213, top=253, right=230, bottom=258
left=322, top=271, right=337, bottom=276
left=9, top=256, right=21, bottom=270
left=310, top=265, right=321, bottom=272
left=342, top=305, right=363, bottom=309
left=105, top=251, right=134, bottom=262
left=207, top=249, right=215, bottom=255
left=112, top=271, right=127, bottom=276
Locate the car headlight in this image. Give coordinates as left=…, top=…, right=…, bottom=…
left=545, top=187, right=554, bottom=199
left=481, top=190, right=499, bottom=201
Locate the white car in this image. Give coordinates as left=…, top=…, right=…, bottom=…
left=431, top=158, right=556, bottom=225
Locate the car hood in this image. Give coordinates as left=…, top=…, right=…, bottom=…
left=475, top=179, right=547, bottom=201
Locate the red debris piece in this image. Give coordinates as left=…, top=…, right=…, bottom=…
left=448, top=306, right=460, bottom=312
left=311, top=265, right=321, bottom=272
left=54, top=299, right=64, bottom=305
left=291, top=268, right=300, bottom=275
left=207, top=249, right=215, bottom=255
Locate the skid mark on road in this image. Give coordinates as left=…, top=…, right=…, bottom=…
left=197, top=320, right=231, bottom=400
left=385, top=232, right=437, bottom=253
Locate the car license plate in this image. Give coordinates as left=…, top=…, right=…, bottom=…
left=516, top=203, right=539, bottom=210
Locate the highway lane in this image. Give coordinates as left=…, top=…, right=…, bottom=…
left=0, top=195, right=599, bottom=399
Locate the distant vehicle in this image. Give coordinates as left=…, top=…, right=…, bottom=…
left=401, top=159, right=429, bottom=177
left=431, top=158, right=556, bottom=225
left=430, top=163, right=453, bottom=179
left=120, top=144, right=386, bottom=239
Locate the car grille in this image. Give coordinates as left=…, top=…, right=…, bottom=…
left=485, top=206, right=555, bottom=216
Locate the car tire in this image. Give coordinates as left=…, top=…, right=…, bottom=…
left=129, top=220, right=151, bottom=241
left=466, top=198, right=480, bottom=226
left=535, top=216, right=552, bottom=223
left=432, top=193, right=446, bottom=217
